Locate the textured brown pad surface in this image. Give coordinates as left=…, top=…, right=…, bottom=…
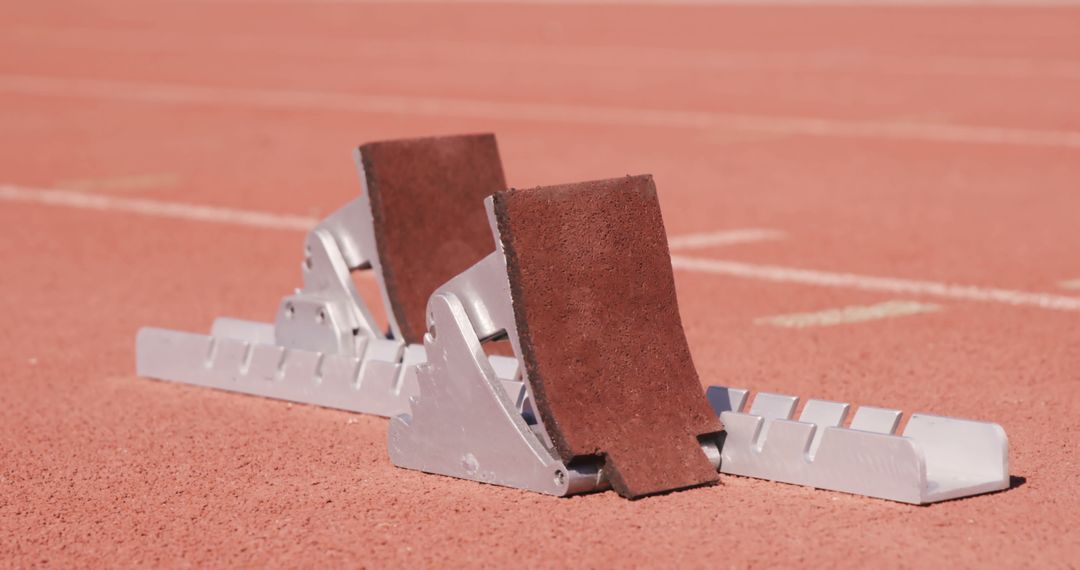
left=493, top=175, right=722, bottom=498
left=360, top=134, right=506, bottom=344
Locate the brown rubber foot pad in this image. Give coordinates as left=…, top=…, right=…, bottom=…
left=359, top=134, right=507, bottom=344
left=493, top=175, right=722, bottom=498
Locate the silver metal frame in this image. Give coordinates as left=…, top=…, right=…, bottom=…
left=135, top=150, right=518, bottom=417
left=135, top=148, right=1010, bottom=503
left=387, top=200, right=721, bottom=496
left=386, top=220, right=602, bottom=494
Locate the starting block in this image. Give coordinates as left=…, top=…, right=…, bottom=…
left=137, top=134, right=515, bottom=417
left=136, top=133, right=1010, bottom=502
left=390, top=175, right=724, bottom=498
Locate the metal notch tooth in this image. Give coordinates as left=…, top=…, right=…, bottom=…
left=318, top=353, right=361, bottom=389
left=279, top=349, right=322, bottom=384
left=747, top=392, right=799, bottom=420
left=747, top=392, right=799, bottom=444
left=850, top=406, right=902, bottom=434
left=203, top=337, right=218, bottom=369
left=238, top=343, right=255, bottom=376
left=274, top=349, right=289, bottom=381
left=488, top=355, right=520, bottom=383
left=246, top=344, right=286, bottom=382
left=210, top=339, right=248, bottom=377
left=798, top=400, right=851, bottom=457
left=351, top=334, right=371, bottom=366
left=705, top=386, right=749, bottom=415
left=313, top=353, right=326, bottom=384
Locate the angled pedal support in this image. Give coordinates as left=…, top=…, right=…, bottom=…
left=388, top=252, right=608, bottom=496
left=389, top=178, right=724, bottom=499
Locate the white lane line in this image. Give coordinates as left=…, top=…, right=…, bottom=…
left=755, top=300, right=942, bottom=328
left=5, top=183, right=1079, bottom=313
left=1060, top=279, right=1080, bottom=290
left=667, top=229, right=785, bottom=250
left=4, top=74, right=1080, bottom=149
left=0, top=184, right=317, bottom=231
left=670, top=255, right=1080, bottom=312
left=0, top=183, right=781, bottom=249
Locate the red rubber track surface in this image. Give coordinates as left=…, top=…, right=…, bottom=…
left=1, top=1, right=1078, bottom=567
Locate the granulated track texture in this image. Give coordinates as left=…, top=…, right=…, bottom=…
left=359, top=133, right=507, bottom=343
left=4, top=1, right=1078, bottom=566
left=494, top=175, right=722, bottom=498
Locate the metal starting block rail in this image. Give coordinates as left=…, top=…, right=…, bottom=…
left=136, top=320, right=428, bottom=417
left=706, top=387, right=1009, bottom=504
